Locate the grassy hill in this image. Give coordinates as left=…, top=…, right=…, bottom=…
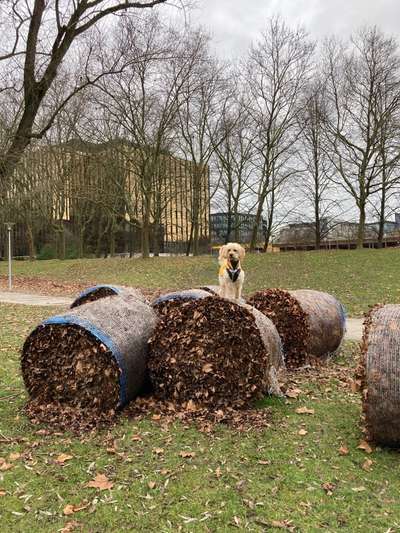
left=1, top=248, right=400, bottom=315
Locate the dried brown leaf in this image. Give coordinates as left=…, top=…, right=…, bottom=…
left=86, top=473, right=113, bottom=490
left=295, top=407, right=315, bottom=415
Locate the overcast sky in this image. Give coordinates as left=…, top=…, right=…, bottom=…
left=190, top=0, right=400, bottom=57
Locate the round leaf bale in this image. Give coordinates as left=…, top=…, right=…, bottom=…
left=199, top=285, right=221, bottom=296
left=71, top=284, right=147, bottom=308
left=248, top=288, right=345, bottom=368
left=290, top=289, right=346, bottom=358
left=247, top=289, right=309, bottom=368
left=360, top=304, right=400, bottom=447
left=21, top=294, right=157, bottom=430
left=152, top=289, right=211, bottom=308
left=148, top=297, right=283, bottom=408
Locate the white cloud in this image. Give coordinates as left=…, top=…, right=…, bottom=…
left=191, top=0, right=400, bottom=57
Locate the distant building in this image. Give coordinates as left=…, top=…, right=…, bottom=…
left=1, top=140, right=210, bottom=257
left=277, top=215, right=400, bottom=247
left=210, top=212, right=267, bottom=245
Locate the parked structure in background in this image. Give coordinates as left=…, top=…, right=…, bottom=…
left=0, top=140, right=210, bottom=259
left=277, top=216, right=400, bottom=251
left=210, top=212, right=267, bottom=247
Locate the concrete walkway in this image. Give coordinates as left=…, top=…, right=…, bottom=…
left=0, top=291, right=72, bottom=307
left=0, top=290, right=365, bottom=341
left=344, top=318, right=363, bottom=342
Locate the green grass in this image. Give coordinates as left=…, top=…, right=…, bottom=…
left=2, top=304, right=400, bottom=531
left=2, top=248, right=400, bottom=315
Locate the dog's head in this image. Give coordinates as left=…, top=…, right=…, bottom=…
left=218, top=242, right=245, bottom=268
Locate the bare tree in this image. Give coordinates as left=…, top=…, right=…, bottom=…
left=92, top=15, right=207, bottom=257
left=0, top=0, right=177, bottom=189
left=212, top=85, right=254, bottom=243
left=323, top=27, right=400, bottom=248
left=176, top=47, right=230, bottom=255
left=297, top=80, right=339, bottom=249
left=244, top=17, right=314, bottom=251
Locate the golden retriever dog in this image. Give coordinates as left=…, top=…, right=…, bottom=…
left=218, top=242, right=245, bottom=300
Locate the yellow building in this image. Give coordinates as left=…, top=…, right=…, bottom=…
left=3, top=140, right=210, bottom=257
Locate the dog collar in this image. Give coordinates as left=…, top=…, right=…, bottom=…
left=227, top=267, right=241, bottom=282
left=219, top=260, right=241, bottom=282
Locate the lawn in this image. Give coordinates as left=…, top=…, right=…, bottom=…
left=1, top=248, right=400, bottom=316
left=1, top=304, right=400, bottom=532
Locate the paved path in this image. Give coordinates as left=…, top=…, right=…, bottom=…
left=344, top=318, right=363, bottom=342
left=0, top=291, right=72, bottom=307
left=0, top=290, right=365, bottom=341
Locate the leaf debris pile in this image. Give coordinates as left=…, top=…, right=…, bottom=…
left=21, top=324, right=121, bottom=432
left=125, top=397, right=273, bottom=432
left=248, top=289, right=309, bottom=368
left=144, top=298, right=276, bottom=427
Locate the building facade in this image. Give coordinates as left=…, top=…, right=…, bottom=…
left=210, top=212, right=266, bottom=245
left=0, top=141, right=210, bottom=258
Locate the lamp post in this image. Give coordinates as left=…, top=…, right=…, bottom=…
left=4, top=222, right=15, bottom=290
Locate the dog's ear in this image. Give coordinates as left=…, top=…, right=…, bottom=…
left=218, top=245, right=228, bottom=262
left=239, top=245, right=246, bottom=261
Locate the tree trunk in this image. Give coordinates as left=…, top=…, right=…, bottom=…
left=357, top=203, right=366, bottom=249
left=26, top=223, right=36, bottom=259
left=57, top=224, right=66, bottom=260
left=377, top=173, right=387, bottom=248
left=186, top=225, right=193, bottom=256
left=250, top=202, right=264, bottom=251
left=109, top=225, right=116, bottom=257
left=192, top=165, right=202, bottom=256
left=153, top=224, right=160, bottom=256
left=263, top=190, right=275, bottom=252
left=129, top=223, right=135, bottom=258
left=193, top=218, right=200, bottom=256
left=315, top=203, right=321, bottom=250
left=78, top=230, right=85, bottom=258
left=142, top=196, right=151, bottom=259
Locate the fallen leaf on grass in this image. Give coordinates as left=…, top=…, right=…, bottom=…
left=0, top=458, right=13, bottom=471
left=352, top=486, right=366, bottom=492
left=60, top=521, right=81, bottom=533
left=322, top=482, right=336, bottom=496
left=86, top=474, right=113, bottom=490
left=232, top=516, right=241, bottom=527
left=258, top=460, right=270, bottom=465
left=358, top=440, right=373, bottom=454
left=298, top=429, right=308, bottom=436
left=286, top=388, right=301, bottom=399
left=179, top=451, right=196, bottom=458
left=215, top=467, right=222, bottom=478
left=153, top=448, right=164, bottom=456
left=148, top=481, right=156, bottom=489
left=131, top=434, right=142, bottom=442
left=9, top=453, right=21, bottom=461
left=362, top=459, right=373, bottom=471
left=271, top=519, right=295, bottom=530
left=338, top=446, right=349, bottom=456
left=55, top=454, right=73, bottom=465
left=202, top=363, right=213, bottom=373
left=0, top=490, right=6, bottom=497
left=295, top=407, right=315, bottom=415
left=349, top=378, right=362, bottom=393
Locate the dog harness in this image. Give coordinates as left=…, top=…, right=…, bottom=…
left=219, top=260, right=241, bottom=283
